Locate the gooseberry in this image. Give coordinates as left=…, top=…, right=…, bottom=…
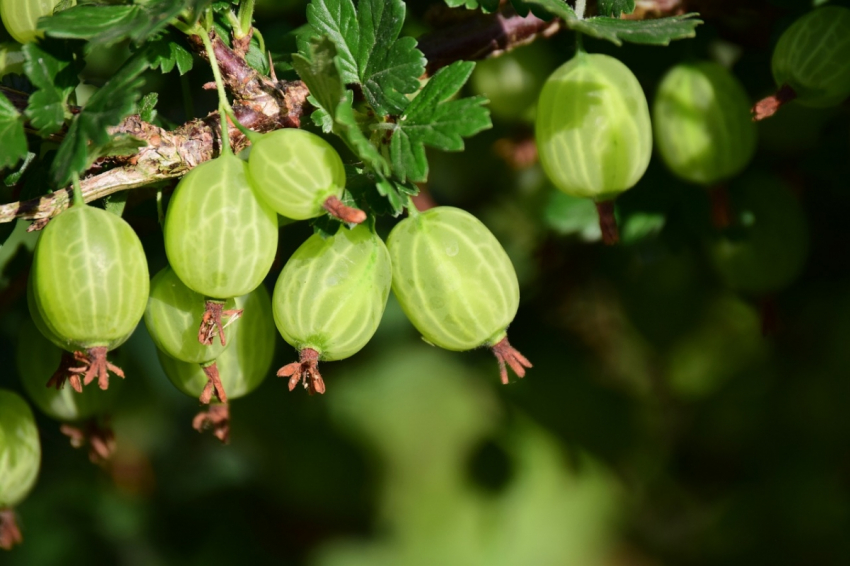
left=653, top=61, right=756, bottom=186
left=387, top=206, right=531, bottom=384
left=0, top=0, right=61, bottom=44
left=754, top=6, right=850, bottom=120
left=247, top=129, right=365, bottom=223
left=156, top=284, right=275, bottom=442
left=164, top=153, right=277, bottom=344
left=708, top=173, right=809, bottom=295
left=535, top=52, right=652, bottom=244
left=0, top=389, right=40, bottom=551
left=273, top=223, right=391, bottom=394
left=30, top=204, right=149, bottom=390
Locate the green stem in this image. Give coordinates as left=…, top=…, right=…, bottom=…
left=199, top=30, right=233, bottom=156
left=222, top=105, right=262, bottom=143
left=575, top=31, right=585, bottom=54
left=71, top=173, right=84, bottom=207
left=406, top=195, right=420, bottom=218
left=237, top=0, right=255, bottom=38
left=253, top=27, right=265, bottom=55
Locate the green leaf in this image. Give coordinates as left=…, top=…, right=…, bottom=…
left=305, top=0, right=426, bottom=115
left=139, top=92, right=158, bottom=123
left=51, top=50, right=151, bottom=186
left=147, top=33, right=194, bottom=75
left=572, top=14, right=702, bottom=46
left=598, top=0, right=635, bottom=17
left=291, top=36, right=346, bottom=126
left=38, top=0, right=190, bottom=47
left=523, top=0, right=700, bottom=45
left=23, top=40, right=81, bottom=136
left=521, top=0, right=577, bottom=21
left=0, top=92, right=28, bottom=170
left=292, top=36, right=390, bottom=176
left=103, top=192, right=128, bottom=218
left=4, top=152, right=36, bottom=187
left=389, top=61, right=491, bottom=183
left=335, top=92, right=389, bottom=176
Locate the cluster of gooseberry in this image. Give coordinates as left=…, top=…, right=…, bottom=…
left=1, top=125, right=532, bottom=550
left=529, top=5, right=845, bottom=294
left=4, top=0, right=849, bottom=553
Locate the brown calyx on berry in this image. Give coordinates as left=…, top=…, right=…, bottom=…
left=323, top=196, right=367, bottom=224
left=491, top=336, right=532, bottom=385
left=46, top=351, right=85, bottom=393
left=59, top=418, right=116, bottom=465
left=595, top=200, right=620, bottom=245
left=0, top=508, right=22, bottom=550
left=70, top=347, right=124, bottom=390
left=752, top=84, right=797, bottom=121
left=277, top=348, right=326, bottom=395
left=192, top=403, right=230, bottom=444
left=198, top=300, right=243, bottom=346
left=199, top=362, right=228, bottom=405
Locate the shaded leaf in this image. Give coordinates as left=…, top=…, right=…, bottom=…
left=572, top=14, right=703, bottom=46
left=51, top=50, right=151, bottom=186
left=0, top=92, right=28, bottom=170
left=598, top=0, right=635, bottom=17
left=38, top=0, right=190, bottom=47
left=147, top=32, right=194, bottom=75
left=23, top=40, right=81, bottom=136
left=389, top=61, right=491, bottom=183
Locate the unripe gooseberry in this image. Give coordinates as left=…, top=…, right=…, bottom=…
left=156, top=285, right=275, bottom=442
left=387, top=206, right=531, bottom=384
left=0, top=0, right=62, bottom=44
left=144, top=266, right=237, bottom=364
left=164, top=153, right=278, bottom=345
left=653, top=62, right=757, bottom=186
left=754, top=6, right=850, bottom=119
left=709, top=173, right=809, bottom=295
left=247, top=129, right=365, bottom=223
left=31, top=205, right=149, bottom=390
left=17, top=319, right=119, bottom=424
left=0, top=389, right=40, bottom=551
left=536, top=52, right=652, bottom=201
left=165, top=153, right=278, bottom=299
left=273, top=223, right=392, bottom=394
left=158, top=284, right=275, bottom=401
left=470, top=42, right=554, bottom=122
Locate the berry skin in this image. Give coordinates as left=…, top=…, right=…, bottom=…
left=535, top=52, right=652, bottom=202
left=0, top=0, right=61, bottom=44
left=709, top=173, right=809, bottom=295
left=17, top=319, right=119, bottom=424
left=164, top=153, right=278, bottom=300
left=0, top=389, right=40, bottom=551
left=156, top=285, right=275, bottom=443
left=772, top=6, right=850, bottom=109
left=387, top=206, right=531, bottom=384
left=157, top=284, right=275, bottom=402
left=653, top=62, right=757, bottom=186
left=144, top=266, right=237, bottom=364
left=247, top=129, right=363, bottom=223
left=30, top=205, right=149, bottom=390
left=273, top=224, right=391, bottom=394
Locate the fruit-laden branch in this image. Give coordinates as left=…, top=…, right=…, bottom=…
left=1, top=7, right=568, bottom=225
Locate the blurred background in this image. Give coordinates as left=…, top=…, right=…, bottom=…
left=2, top=0, right=850, bottom=564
